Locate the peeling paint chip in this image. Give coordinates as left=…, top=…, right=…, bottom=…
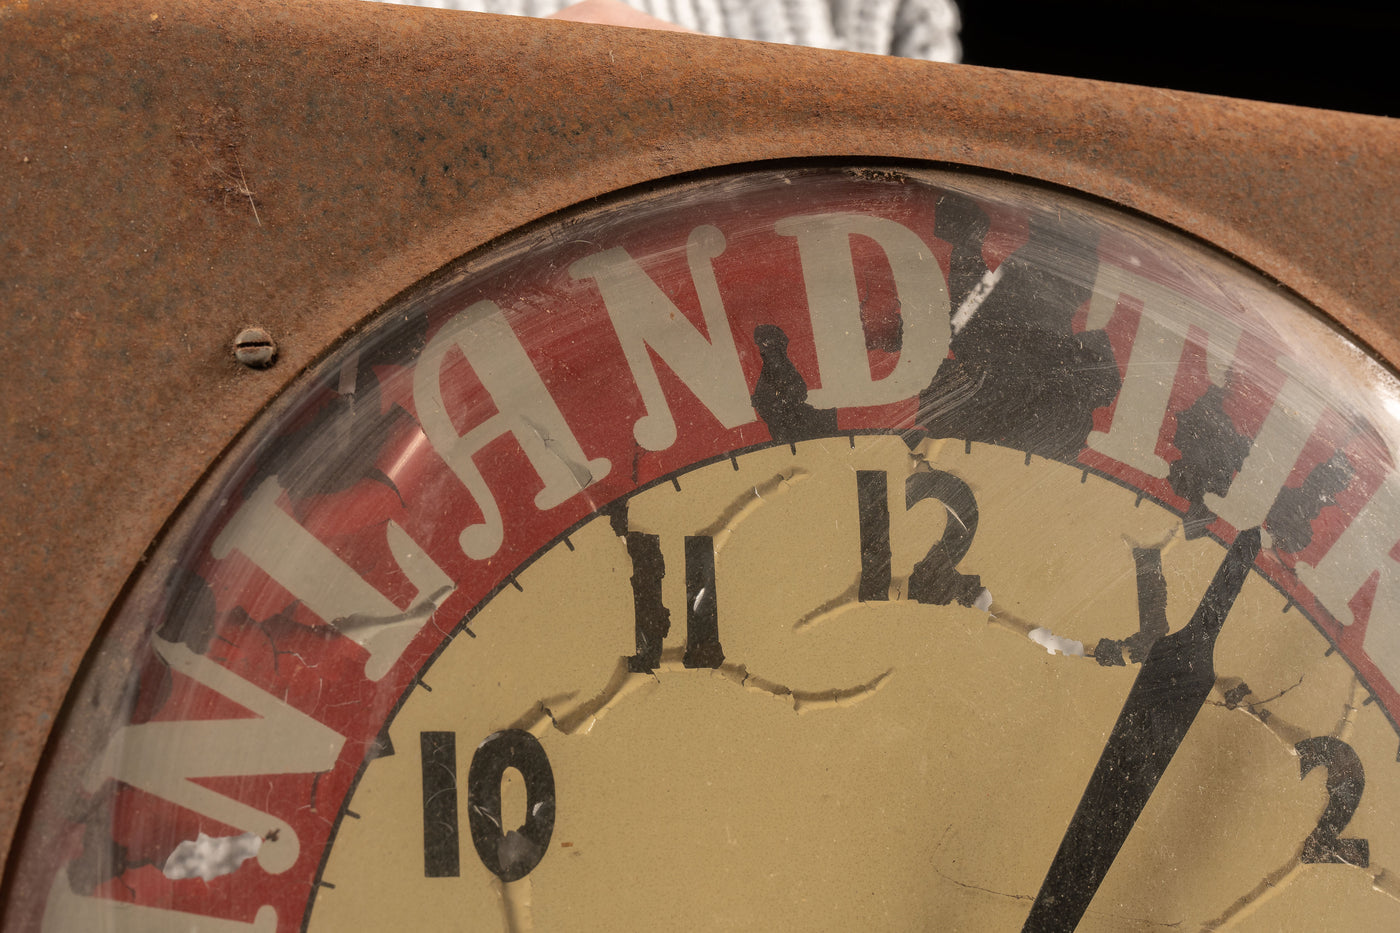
left=1028, top=627, right=1085, bottom=657
left=163, top=831, right=263, bottom=881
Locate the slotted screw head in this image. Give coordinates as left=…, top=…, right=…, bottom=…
left=233, top=327, right=277, bottom=369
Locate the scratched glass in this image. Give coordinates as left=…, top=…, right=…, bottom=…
left=10, top=167, right=1400, bottom=932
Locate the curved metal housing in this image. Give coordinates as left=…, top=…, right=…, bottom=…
left=2, top=0, right=1398, bottom=911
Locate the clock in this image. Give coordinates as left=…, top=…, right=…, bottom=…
left=3, top=3, right=1399, bottom=933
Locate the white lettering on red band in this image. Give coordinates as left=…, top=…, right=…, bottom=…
left=776, top=213, right=950, bottom=409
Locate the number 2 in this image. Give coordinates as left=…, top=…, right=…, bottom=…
left=1296, top=735, right=1370, bottom=866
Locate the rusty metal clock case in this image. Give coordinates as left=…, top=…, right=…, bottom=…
left=2, top=0, right=1399, bottom=927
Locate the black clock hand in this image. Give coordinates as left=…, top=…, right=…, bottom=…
left=1021, top=527, right=1262, bottom=933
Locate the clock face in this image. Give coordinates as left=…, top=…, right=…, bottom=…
left=10, top=166, right=1400, bottom=932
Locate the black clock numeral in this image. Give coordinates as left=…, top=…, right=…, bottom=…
left=419, top=728, right=557, bottom=882
left=420, top=731, right=461, bottom=878
left=1296, top=735, right=1370, bottom=866
left=626, top=532, right=724, bottom=673
left=467, top=729, right=557, bottom=882
left=856, top=470, right=893, bottom=600
left=682, top=535, right=725, bottom=668
left=856, top=469, right=983, bottom=606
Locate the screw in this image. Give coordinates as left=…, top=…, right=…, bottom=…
left=233, top=327, right=277, bottom=369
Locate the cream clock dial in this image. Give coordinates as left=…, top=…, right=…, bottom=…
left=310, top=436, right=1400, bottom=932
left=9, top=166, right=1400, bottom=932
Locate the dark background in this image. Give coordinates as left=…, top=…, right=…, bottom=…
left=960, top=0, right=1391, bottom=117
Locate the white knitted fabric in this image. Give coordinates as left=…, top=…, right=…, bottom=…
left=370, top=0, right=961, bottom=63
